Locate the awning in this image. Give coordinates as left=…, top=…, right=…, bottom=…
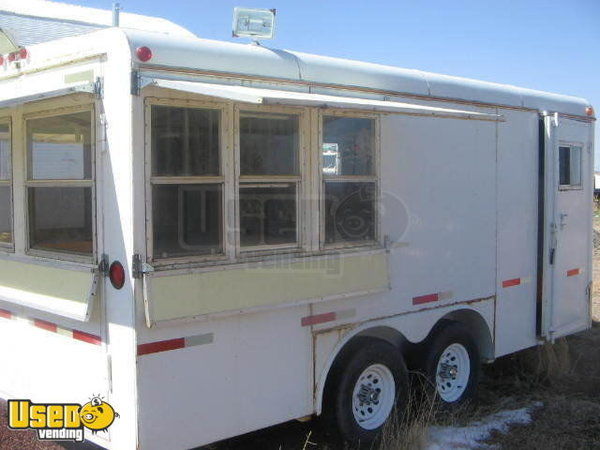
left=143, top=78, right=502, bottom=121
left=0, top=83, right=96, bottom=109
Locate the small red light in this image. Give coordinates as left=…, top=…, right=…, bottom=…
left=109, top=261, right=126, bottom=290
left=586, top=106, right=594, bottom=117
left=7, top=53, right=15, bottom=62
left=0, top=56, right=4, bottom=65
left=136, top=46, right=153, bottom=62
left=18, top=48, right=28, bottom=59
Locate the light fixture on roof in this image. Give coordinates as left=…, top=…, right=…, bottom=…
left=232, top=7, right=276, bottom=44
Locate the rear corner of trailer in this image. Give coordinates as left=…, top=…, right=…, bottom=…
left=0, top=28, right=138, bottom=449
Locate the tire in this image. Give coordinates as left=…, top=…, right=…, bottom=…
left=323, top=338, right=409, bottom=447
left=421, top=321, right=481, bottom=407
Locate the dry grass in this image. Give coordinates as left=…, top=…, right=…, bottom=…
left=377, top=377, right=437, bottom=450
left=480, top=325, right=600, bottom=449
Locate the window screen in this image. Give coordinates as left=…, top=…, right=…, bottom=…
left=26, top=112, right=94, bottom=256
left=150, top=105, right=223, bottom=259
left=0, top=122, right=11, bottom=246
left=322, top=116, right=377, bottom=245
left=239, top=112, right=299, bottom=249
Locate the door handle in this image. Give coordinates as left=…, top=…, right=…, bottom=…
left=559, top=213, right=568, bottom=230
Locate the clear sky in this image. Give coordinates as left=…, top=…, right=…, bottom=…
left=71, top=0, right=599, bottom=166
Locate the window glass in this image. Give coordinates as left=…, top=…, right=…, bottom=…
left=28, top=187, right=93, bottom=255
left=559, top=145, right=582, bottom=187
left=153, top=184, right=222, bottom=259
left=0, top=123, right=10, bottom=180
left=27, top=112, right=92, bottom=180
left=152, top=106, right=220, bottom=177
left=0, top=186, right=11, bottom=244
left=240, top=112, right=298, bottom=175
left=150, top=104, right=224, bottom=261
left=325, top=182, right=375, bottom=244
left=322, top=117, right=374, bottom=176
left=240, top=185, right=296, bottom=246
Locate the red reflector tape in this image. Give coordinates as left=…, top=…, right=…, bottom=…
left=0, top=311, right=101, bottom=345
left=301, top=312, right=336, bottom=327
left=73, top=330, right=102, bottom=346
left=413, top=293, right=439, bottom=305
left=34, top=319, right=57, bottom=333
left=138, top=338, right=185, bottom=356
left=567, top=268, right=580, bottom=277
left=502, top=278, right=521, bottom=288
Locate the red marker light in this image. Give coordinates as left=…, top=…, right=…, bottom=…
left=18, top=48, right=28, bottom=59
left=0, top=56, right=4, bottom=65
left=136, top=46, right=153, bottom=62
left=109, top=261, right=126, bottom=290
left=586, top=106, right=595, bottom=117
left=7, top=53, right=15, bottom=62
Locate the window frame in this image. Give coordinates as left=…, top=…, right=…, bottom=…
left=234, top=103, right=310, bottom=257
left=145, top=97, right=232, bottom=265
left=0, top=117, right=13, bottom=252
left=318, top=109, right=381, bottom=250
left=144, top=95, right=384, bottom=269
left=558, top=142, right=584, bottom=191
left=23, top=104, right=96, bottom=264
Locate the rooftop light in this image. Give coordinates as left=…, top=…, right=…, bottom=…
left=232, top=7, right=276, bottom=42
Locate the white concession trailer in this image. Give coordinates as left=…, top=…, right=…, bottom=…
left=0, top=15, right=595, bottom=450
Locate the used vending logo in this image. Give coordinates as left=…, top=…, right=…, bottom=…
left=8, top=396, right=118, bottom=442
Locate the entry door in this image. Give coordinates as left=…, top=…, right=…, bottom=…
left=541, top=115, right=592, bottom=339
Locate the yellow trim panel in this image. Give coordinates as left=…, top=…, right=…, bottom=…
left=146, top=252, right=389, bottom=324
left=0, top=259, right=97, bottom=321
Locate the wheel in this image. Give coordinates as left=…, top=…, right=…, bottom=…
left=323, top=339, right=409, bottom=446
left=421, top=321, right=480, bottom=406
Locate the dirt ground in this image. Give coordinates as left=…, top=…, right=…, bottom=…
left=2, top=220, right=600, bottom=449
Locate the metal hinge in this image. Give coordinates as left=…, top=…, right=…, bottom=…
left=94, top=77, right=104, bottom=99
left=131, top=70, right=141, bottom=96
left=98, top=253, right=109, bottom=276
left=132, top=254, right=153, bottom=279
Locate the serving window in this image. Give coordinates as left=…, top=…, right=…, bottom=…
left=146, top=97, right=379, bottom=265
left=0, top=120, right=12, bottom=249
left=238, top=111, right=301, bottom=250
left=321, top=114, right=378, bottom=247
left=25, top=109, right=95, bottom=259
left=150, top=104, right=224, bottom=259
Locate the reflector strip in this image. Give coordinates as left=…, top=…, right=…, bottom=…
left=137, top=333, right=215, bottom=356
left=73, top=330, right=102, bottom=346
left=34, top=319, right=57, bottom=333
left=567, top=268, right=580, bottom=277
left=0, top=310, right=101, bottom=345
left=301, top=312, right=336, bottom=327
left=138, top=338, right=185, bottom=356
left=502, top=278, right=521, bottom=288
left=413, top=293, right=439, bottom=305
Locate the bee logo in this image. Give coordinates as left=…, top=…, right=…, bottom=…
left=79, top=397, right=119, bottom=433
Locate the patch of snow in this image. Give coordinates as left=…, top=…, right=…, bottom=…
left=426, top=403, right=542, bottom=449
